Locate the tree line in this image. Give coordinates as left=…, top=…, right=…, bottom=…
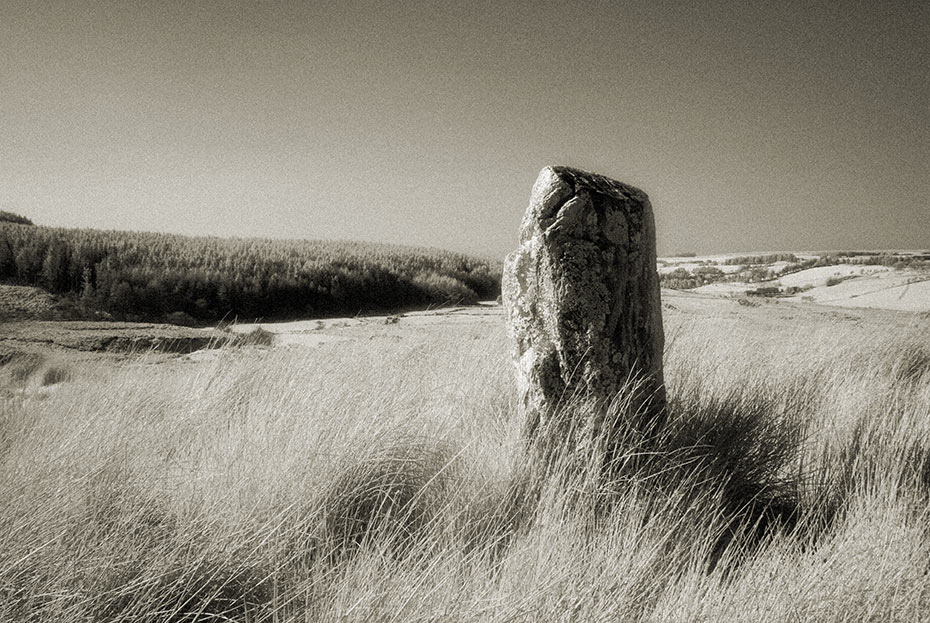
left=0, top=219, right=502, bottom=323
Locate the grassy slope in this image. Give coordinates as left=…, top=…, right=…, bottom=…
left=1, top=297, right=929, bottom=621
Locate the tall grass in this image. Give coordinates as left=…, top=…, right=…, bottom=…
left=1, top=311, right=929, bottom=621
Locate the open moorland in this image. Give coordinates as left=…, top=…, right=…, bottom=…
left=658, top=250, right=930, bottom=312
left=1, top=248, right=929, bottom=620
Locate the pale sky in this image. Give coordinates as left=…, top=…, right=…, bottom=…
left=1, top=0, right=927, bottom=258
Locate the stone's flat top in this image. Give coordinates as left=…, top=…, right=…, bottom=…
left=543, top=166, right=649, bottom=203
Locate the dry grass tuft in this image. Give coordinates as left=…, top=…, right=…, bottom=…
left=321, top=438, right=456, bottom=553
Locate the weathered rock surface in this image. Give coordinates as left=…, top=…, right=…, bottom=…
left=502, top=166, right=665, bottom=442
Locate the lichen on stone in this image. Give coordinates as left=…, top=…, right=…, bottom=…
left=502, top=165, right=666, bottom=446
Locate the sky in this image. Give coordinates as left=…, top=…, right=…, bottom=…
left=1, top=0, right=927, bottom=259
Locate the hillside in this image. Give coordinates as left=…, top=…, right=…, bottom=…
left=0, top=223, right=502, bottom=323
left=658, top=251, right=930, bottom=312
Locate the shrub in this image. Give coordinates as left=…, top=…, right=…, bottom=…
left=693, top=266, right=725, bottom=284
left=660, top=268, right=700, bottom=290
left=164, top=311, right=197, bottom=327
left=411, top=272, right=478, bottom=305
left=743, top=266, right=776, bottom=282
left=746, top=286, right=781, bottom=297
left=723, top=253, right=799, bottom=265
left=779, top=259, right=819, bottom=275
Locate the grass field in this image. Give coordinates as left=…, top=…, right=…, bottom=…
left=1, top=294, right=929, bottom=621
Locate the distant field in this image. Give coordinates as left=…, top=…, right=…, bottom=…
left=658, top=250, right=930, bottom=312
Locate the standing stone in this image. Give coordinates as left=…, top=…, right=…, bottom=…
left=502, top=166, right=665, bottom=445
